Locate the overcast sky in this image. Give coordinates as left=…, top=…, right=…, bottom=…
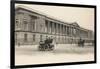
left=15, top=4, right=94, bottom=31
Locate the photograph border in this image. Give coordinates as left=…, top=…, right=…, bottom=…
left=10, top=0, right=97, bottom=69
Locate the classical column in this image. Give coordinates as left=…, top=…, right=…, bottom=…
left=46, top=21, right=48, bottom=33
left=51, top=22, right=54, bottom=34
left=47, top=20, right=49, bottom=33
left=77, top=28, right=79, bottom=37
left=47, top=21, right=49, bottom=33
left=45, top=20, right=47, bottom=33
left=58, top=24, right=60, bottom=34
left=54, top=23, right=56, bottom=34
left=73, top=27, right=76, bottom=37
left=65, top=26, right=67, bottom=35
left=60, top=24, right=62, bottom=35
left=62, top=25, right=63, bottom=35
left=57, top=23, right=59, bottom=34
left=74, top=28, right=77, bottom=37
left=54, top=22, right=56, bottom=34
left=55, top=23, right=57, bottom=34
left=64, top=26, right=66, bottom=35
left=59, top=24, right=61, bottom=35
left=75, top=28, right=77, bottom=36
left=63, top=25, right=64, bottom=34
left=69, top=27, right=72, bottom=36
left=73, top=27, right=75, bottom=36
left=75, top=28, right=78, bottom=37
left=72, top=27, right=74, bottom=37
left=67, top=26, right=69, bottom=36
left=50, top=21, right=52, bottom=34
left=52, top=22, right=54, bottom=34
left=66, top=26, right=67, bottom=35
left=51, top=22, right=53, bottom=34
left=61, top=25, right=63, bottom=34
left=79, top=30, right=81, bottom=38
left=57, top=24, right=59, bottom=34
left=70, top=27, right=72, bottom=36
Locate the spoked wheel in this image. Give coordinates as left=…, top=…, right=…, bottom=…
left=38, top=45, right=44, bottom=51
left=38, top=45, right=46, bottom=51
left=38, top=44, right=54, bottom=51
left=50, top=45, right=54, bottom=51
left=38, top=45, right=42, bottom=51
left=48, top=45, right=54, bottom=51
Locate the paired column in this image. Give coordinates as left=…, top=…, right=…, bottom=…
left=59, top=24, right=62, bottom=35
left=55, top=23, right=58, bottom=34
left=68, top=27, right=71, bottom=36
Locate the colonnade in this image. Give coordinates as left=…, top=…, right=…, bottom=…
left=45, top=20, right=88, bottom=38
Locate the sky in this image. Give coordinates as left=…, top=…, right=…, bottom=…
left=15, top=4, right=95, bottom=31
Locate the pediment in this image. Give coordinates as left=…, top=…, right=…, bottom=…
left=70, top=22, right=80, bottom=27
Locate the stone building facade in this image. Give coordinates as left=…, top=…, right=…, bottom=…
left=15, top=6, right=94, bottom=45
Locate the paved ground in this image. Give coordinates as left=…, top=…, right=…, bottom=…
left=15, top=44, right=94, bottom=65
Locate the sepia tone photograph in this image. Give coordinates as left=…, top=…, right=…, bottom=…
left=11, top=1, right=96, bottom=68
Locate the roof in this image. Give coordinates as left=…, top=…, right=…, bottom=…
left=70, top=22, right=80, bottom=27
left=15, top=5, right=92, bottom=32
left=15, top=5, right=71, bottom=25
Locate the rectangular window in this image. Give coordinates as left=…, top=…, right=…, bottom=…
left=67, top=26, right=69, bottom=35
left=45, top=20, right=48, bottom=33
left=31, top=20, right=35, bottom=31
left=24, top=34, right=27, bottom=42
left=54, top=23, right=56, bottom=34
left=15, top=19, right=19, bottom=28
left=33, top=34, right=35, bottom=41
left=40, top=35, right=43, bottom=41
left=58, top=24, right=60, bottom=33
left=50, top=22, right=52, bottom=33
left=23, top=20, right=28, bottom=30
left=30, top=16, right=36, bottom=31
left=33, top=22, right=35, bottom=30
left=51, top=22, right=55, bottom=33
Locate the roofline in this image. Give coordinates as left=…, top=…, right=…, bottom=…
left=15, top=5, right=71, bottom=25
left=15, top=5, right=93, bottom=32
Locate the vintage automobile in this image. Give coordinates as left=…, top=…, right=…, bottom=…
left=38, top=41, right=54, bottom=51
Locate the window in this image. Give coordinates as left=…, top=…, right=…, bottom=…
left=73, top=28, right=76, bottom=36
left=40, top=35, right=43, bottom=41
left=24, top=34, right=27, bottom=41
left=50, top=22, right=52, bottom=33
left=54, top=23, right=56, bottom=33
left=31, top=19, right=35, bottom=30
left=33, top=34, right=35, bottom=41
left=30, top=16, right=36, bottom=31
left=23, top=20, right=28, bottom=30
left=45, top=20, right=48, bottom=32
left=33, top=22, right=35, bottom=30
left=15, top=19, right=19, bottom=28
left=58, top=24, right=60, bottom=33
left=67, top=26, right=69, bottom=35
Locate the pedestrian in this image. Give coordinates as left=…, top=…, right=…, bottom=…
left=82, top=40, right=85, bottom=47
left=78, top=37, right=82, bottom=47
